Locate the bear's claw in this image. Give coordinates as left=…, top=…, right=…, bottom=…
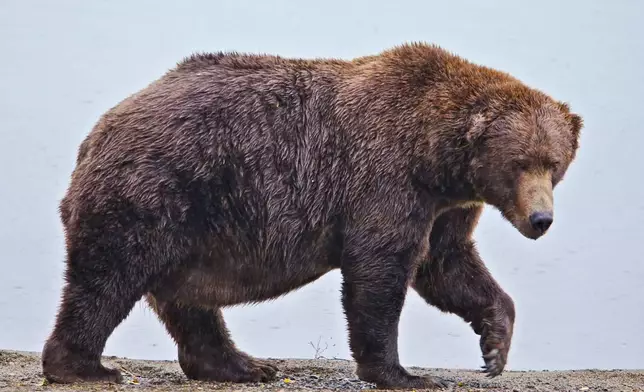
left=481, top=347, right=506, bottom=377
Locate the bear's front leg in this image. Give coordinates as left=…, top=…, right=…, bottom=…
left=413, top=206, right=515, bottom=377
left=341, top=221, right=448, bottom=390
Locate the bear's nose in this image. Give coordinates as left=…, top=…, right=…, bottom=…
left=529, top=212, right=553, bottom=234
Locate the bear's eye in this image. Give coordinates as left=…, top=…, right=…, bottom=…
left=514, top=160, right=529, bottom=171
left=544, top=159, right=561, bottom=170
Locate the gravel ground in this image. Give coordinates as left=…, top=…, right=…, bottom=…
left=1, top=350, right=642, bottom=392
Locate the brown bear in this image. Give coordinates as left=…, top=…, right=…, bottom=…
left=42, top=42, right=582, bottom=390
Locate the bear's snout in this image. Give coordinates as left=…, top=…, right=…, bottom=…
left=506, top=170, right=555, bottom=240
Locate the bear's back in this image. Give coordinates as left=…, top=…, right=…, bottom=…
left=68, top=51, right=352, bottom=222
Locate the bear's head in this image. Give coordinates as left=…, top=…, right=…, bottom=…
left=466, top=92, right=583, bottom=240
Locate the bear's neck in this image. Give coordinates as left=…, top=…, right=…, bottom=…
left=332, top=78, right=483, bottom=206
left=413, top=128, right=481, bottom=207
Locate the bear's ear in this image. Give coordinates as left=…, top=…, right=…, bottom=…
left=557, top=101, right=583, bottom=140
left=569, top=112, right=583, bottom=140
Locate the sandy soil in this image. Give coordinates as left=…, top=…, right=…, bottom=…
left=1, top=350, right=642, bottom=392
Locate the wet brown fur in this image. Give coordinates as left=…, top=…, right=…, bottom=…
left=42, top=42, right=582, bottom=389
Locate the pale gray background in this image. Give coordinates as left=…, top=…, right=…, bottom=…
left=1, top=0, right=642, bottom=371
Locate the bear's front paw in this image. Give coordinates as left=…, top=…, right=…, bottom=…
left=478, top=304, right=514, bottom=377
left=479, top=320, right=513, bottom=377
left=481, top=346, right=506, bottom=377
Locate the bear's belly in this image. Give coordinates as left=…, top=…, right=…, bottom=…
left=157, top=224, right=344, bottom=307
left=166, top=260, right=335, bottom=307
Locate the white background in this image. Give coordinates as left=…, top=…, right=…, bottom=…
left=0, top=0, right=642, bottom=371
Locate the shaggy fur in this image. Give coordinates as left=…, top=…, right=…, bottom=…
left=42, top=42, right=582, bottom=389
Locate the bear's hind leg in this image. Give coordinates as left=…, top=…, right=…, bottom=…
left=42, top=208, right=190, bottom=384
left=145, top=295, right=278, bottom=383
left=42, top=280, right=130, bottom=384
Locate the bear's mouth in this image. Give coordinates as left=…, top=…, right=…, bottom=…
left=517, top=220, right=549, bottom=240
